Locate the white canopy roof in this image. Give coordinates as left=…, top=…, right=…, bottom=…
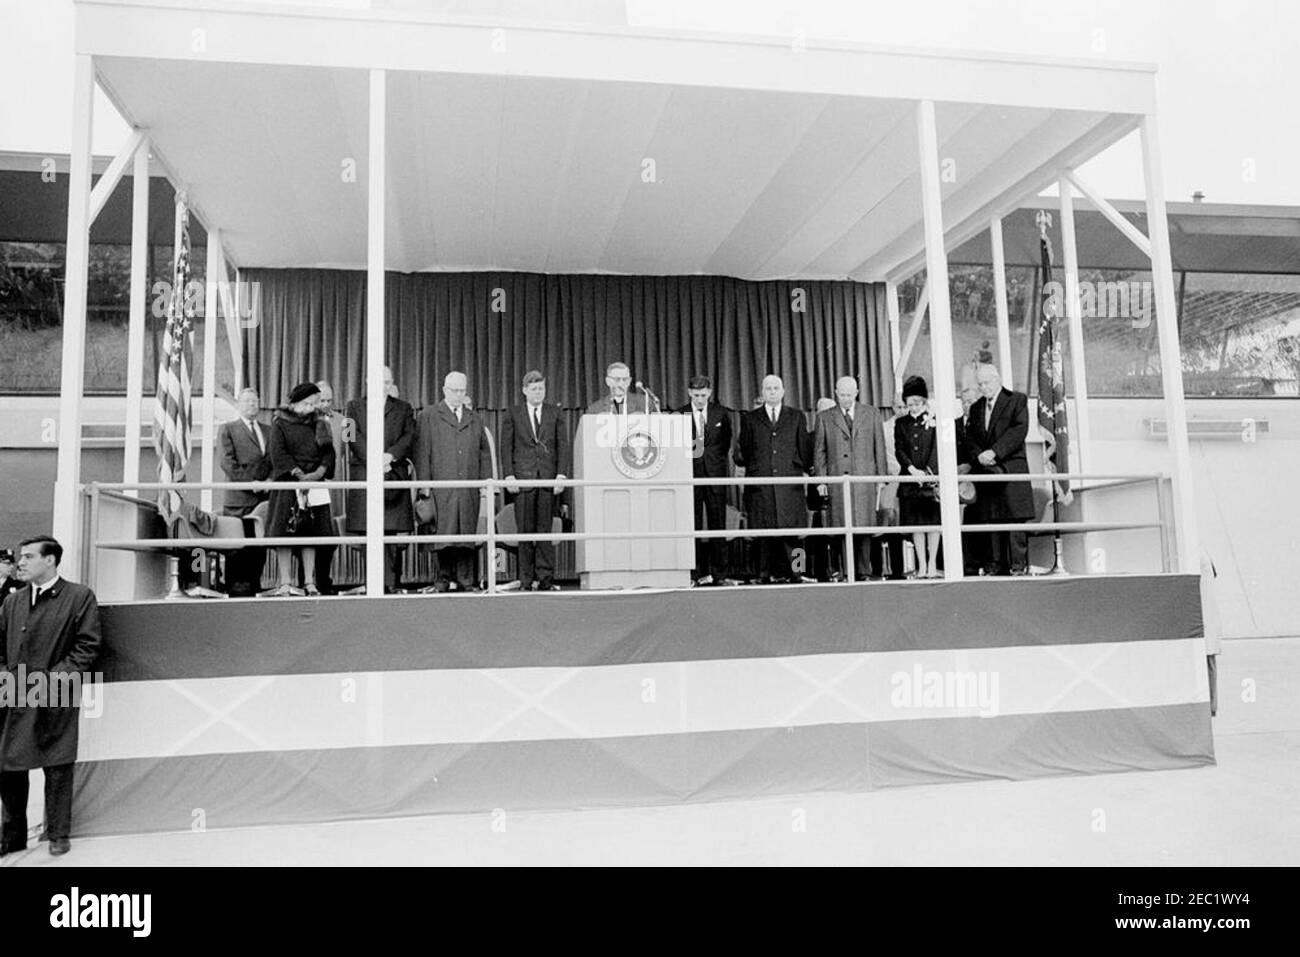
left=78, top=0, right=1157, bottom=281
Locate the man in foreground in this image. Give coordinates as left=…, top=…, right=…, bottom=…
left=0, top=536, right=102, bottom=857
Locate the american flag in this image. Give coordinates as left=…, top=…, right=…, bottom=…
left=153, top=200, right=194, bottom=515
left=1035, top=209, right=1071, bottom=500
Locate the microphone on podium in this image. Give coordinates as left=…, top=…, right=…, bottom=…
left=635, top=380, right=661, bottom=414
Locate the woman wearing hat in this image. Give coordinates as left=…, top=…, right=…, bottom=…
left=264, top=382, right=336, bottom=597
left=895, top=375, right=943, bottom=578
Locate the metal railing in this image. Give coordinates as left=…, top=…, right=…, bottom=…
left=83, top=469, right=1171, bottom=595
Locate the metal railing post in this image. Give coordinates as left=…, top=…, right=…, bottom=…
left=87, top=484, right=102, bottom=590
left=842, top=475, right=855, bottom=583
left=1155, top=475, right=1174, bottom=574
left=484, top=480, right=497, bottom=595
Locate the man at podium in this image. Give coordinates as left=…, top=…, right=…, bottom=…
left=586, top=361, right=653, bottom=416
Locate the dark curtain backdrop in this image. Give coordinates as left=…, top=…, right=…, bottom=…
left=244, top=269, right=892, bottom=417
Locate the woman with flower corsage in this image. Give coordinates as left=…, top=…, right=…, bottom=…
left=894, top=375, right=943, bottom=578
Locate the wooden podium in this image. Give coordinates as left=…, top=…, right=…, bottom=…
left=574, top=413, right=695, bottom=589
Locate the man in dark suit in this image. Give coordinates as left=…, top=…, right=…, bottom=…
left=502, top=370, right=572, bottom=591
left=674, top=374, right=733, bottom=585
left=734, top=374, right=809, bottom=583
left=345, top=366, right=417, bottom=593
left=218, top=388, right=272, bottom=597
left=585, top=361, right=653, bottom=415
left=958, top=383, right=990, bottom=576
left=414, top=371, right=494, bottom=592
left=0, top=536, right=102, bottom=858
left=965, top=363, right=1036, bottom=575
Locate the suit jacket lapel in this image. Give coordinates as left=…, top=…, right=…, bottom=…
left=988, top=390, right=1008, bottom=435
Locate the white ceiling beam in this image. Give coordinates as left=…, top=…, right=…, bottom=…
left=75, top=0, right=1157, bottom=114
left=877, top=113, right=1141, bottom=284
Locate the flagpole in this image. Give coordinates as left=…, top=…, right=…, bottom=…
left=1037, top=210, right=1068, bottom=576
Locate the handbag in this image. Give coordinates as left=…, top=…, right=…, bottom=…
left=414, top=491, right=438, bottom=529
left=285, top=490, right=309, bottom=535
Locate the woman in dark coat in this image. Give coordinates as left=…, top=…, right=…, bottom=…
left=265, top=382, right=336, bottom=596
left=895, top=376, right=942, bottom=577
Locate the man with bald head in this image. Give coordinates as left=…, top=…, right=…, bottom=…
left=813, top=375, right=888, bottom=582
left=964, top=363, right=1034, bottom=575
left=414, top=371, right=494, bottom=592
left=345, top=366, right=417, bottom=593
left=734, top=374, right=809, bottom=584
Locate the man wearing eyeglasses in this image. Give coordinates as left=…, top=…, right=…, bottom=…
left=586, top=361, right=652, bottom=416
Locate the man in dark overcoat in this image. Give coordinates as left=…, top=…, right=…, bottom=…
left=346, top=366, right=417, bottom=593
left=414, top=371, right=495, bottom=592
left=0, top=536, right=101, bottom=857
left=964, top=363, right=1036, bottom=575
left=734, top=374, right=809, bottom=583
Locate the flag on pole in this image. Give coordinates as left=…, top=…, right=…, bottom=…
left=1035, top=210, right=1071, bottom=499
left=153, top=199, right=195, bottom=515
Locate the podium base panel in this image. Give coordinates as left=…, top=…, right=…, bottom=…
left=581, top=570, right=691, bottom=590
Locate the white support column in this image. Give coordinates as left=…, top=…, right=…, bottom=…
left=365, top=69, right=387, bottom=597
left=897, top=280, right=929, bottom=376
left=1058, top=176, right=1091, bottom=472
left=201, top=229, right=221, bottom=512
left=123, top=137, right=150, bottom=488
left=916, top=100, right=963, bottom=580
left=219, top=255, right=241, bottom=397
left=1141, top=115, right=1200, bottom=574
left=990, top=216, right=1014, bottom=391
left=52, top=54, right=95, bottom=578
left=885, top=279, right=903, bottom=398
left=231, top=268, right=245, bottom=396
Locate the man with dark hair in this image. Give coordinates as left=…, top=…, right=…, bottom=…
left=502, top=371, right=571, bottom=591
left=674, top=374, right=733, bottom=585
left=0, top=536, right=102, bottom=857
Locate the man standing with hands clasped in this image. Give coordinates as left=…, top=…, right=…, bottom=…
left=813, top=376, right=888, bottom=582
left=502, top=370, right=571, bottom=592
left=0, top=536, right=102, bottom=858
left=675, top=374, right=733, bottom=586
left=965, top=363, right=1035, bottom=575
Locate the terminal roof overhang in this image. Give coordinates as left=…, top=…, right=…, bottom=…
left=76, top=0, right=1159, bottom=282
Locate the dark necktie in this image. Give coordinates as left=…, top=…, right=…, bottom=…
left=531, top=406, right=540, bottom=441
left=843, top=409, right=853, bottom=433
